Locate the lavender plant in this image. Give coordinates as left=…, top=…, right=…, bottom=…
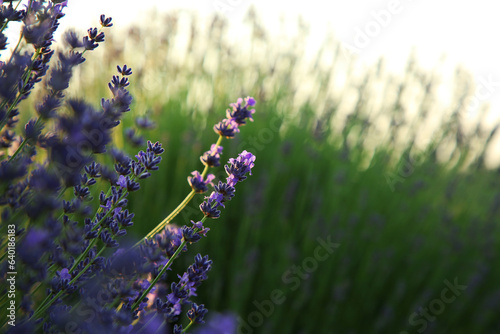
left=0, top=2, right=256, bottom=333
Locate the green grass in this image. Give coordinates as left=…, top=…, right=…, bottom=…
left=30, top=9, right=500, bottom=333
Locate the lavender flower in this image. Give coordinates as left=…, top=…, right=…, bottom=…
left=213, top=181, right=235, bottom=204
left=188, top=303, right=208, bottom=324
left=100, top=14, right=113, bottom=27
left=188, top=171, right=215, bottom=193
left=225, top=150, right=256, bottom=186
left=226, top=96, right=256, bottom=125
left=199, top=151, right=255, bottom=219
left=199, top=200, right=221, bottom=219
left=136, top=113, right=156, bottom=129
left=213, top=118, right=239, bottom=138
left=0, top=5, right=25, bottom=53
left=200, top=144, right=223, bottom=167
left=125, top=127, right=145, bottom=147
left=213, top=96, right=256, bottom=138
left=182, top=226, right=202, bottom=243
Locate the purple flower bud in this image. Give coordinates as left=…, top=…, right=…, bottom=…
left=100, top=14, right=113, bottom=27
left=57, top=268, right=71, bottom=280
left=226, top=97, right=256, bottom=126
left=224, top=150, right=256, bottom=186
left=200, top=144, right=223, bottom=167
left=213, top=118, right=239, bottom=138
left=188, top=171, right=215, bottom=193
left=199, top=201, right=220, bottom=219
left=188, top=303, right=208, bottom=324
left=117, top=175, right=127, bottom=188
left=245, top=96, right=256, bottom=106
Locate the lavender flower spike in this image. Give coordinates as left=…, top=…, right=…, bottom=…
left=199, top=151, right=255, bottom=219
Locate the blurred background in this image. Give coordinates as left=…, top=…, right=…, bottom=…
left=8, top=1, right=500, bottom=333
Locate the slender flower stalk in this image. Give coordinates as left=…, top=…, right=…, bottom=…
left=131, top=150, right=255, bottom=313
left=131, top=232, right=190, bottom=311
left=138, top=96, right=256, bottom=245
left=138, top=134, right=224, bottom=245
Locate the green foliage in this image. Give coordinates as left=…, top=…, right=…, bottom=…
left=60, top=10, right=500, bottom=333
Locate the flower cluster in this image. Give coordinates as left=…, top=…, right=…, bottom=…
left=214, top=96, right=256, bottom=138
left=200, top=144, right=223, bottom=167
left=0, top=2, right=257, bottom=333
left=128, top=97, right=257, bottom=331
left=200, top=151, right=256, bottom=219
left=188, top=171, right=215, bottom=194
left=162, top=255, right=212, bottom=323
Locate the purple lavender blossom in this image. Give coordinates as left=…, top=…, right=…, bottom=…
left=136, top=149, right=162, bottom=171
left=147, top=140, right=164, bottom=155
left=213, top=181, right=235, bottom=204
left=100, top=14, right=113, bottom=27
left=0, top=5, right=25, bottom=53
left=199, top=200, right=221, bottom=219
left=213, top=118, right=239, bottom=138
left=49, top=64, right=138, bottom=185
left=226, top=96, right=256, bottom=125
left=154, top=225, right=185, bottom=259
left=205, top=191, right=225, bottom=208
left=213, top=96, right=256, bottom=138
left=183, top=221, right=210, bottom=243
left=135, top=113, right=156, bottom=129
left=199, top=151, right=255, bottom=218
left=188, top=303, right=208, bottom=324
left=182, top=226, right=202, bottom=243
left=145, top=253, right=212, bottom=329
left=225, top=150, right=256, bottom=187
left=188, top=171, right=215, bottom=193
left=23, top=1, right=66, bottom=49
left=57, top=268, right=71, bottom=280
left=200, top=144, right=224, bottom=167
left=117, top=175, right=127, bottom=188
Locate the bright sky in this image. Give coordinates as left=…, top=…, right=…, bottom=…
left=6, top=0, right=499, bottom=109
left=4, top=0, right=499, bottom=106
left=5, top=0, right=500, bottom=152
left=58, top=0, right=500, bottom=116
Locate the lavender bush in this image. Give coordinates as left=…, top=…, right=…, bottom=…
left=0, top=2, right=256, bottom=333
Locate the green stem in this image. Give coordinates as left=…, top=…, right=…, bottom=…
left=31, top=246, right=106, bottom=321
left=130, top=213, right=208, bottom=312
left=32, top=290, right=54, bottom=317
left=8, top=117, right=42, bottom=162
left=181, top=320, right=195, bottom=333
left=0, top=0, right=23, bottom=34
left=68, top=185, right=129, bottom=274
left=135, top=135, right=224, bottom=247
left=135, top=189, right=195, bottom=247
left=1, top=14, right=107, bottom=125
left=0, top=49, right=42, bottom=127
left=131, top=236, right=187, bottom=311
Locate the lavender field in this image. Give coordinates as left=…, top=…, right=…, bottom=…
left=1, top=2, right=499, bottom=334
